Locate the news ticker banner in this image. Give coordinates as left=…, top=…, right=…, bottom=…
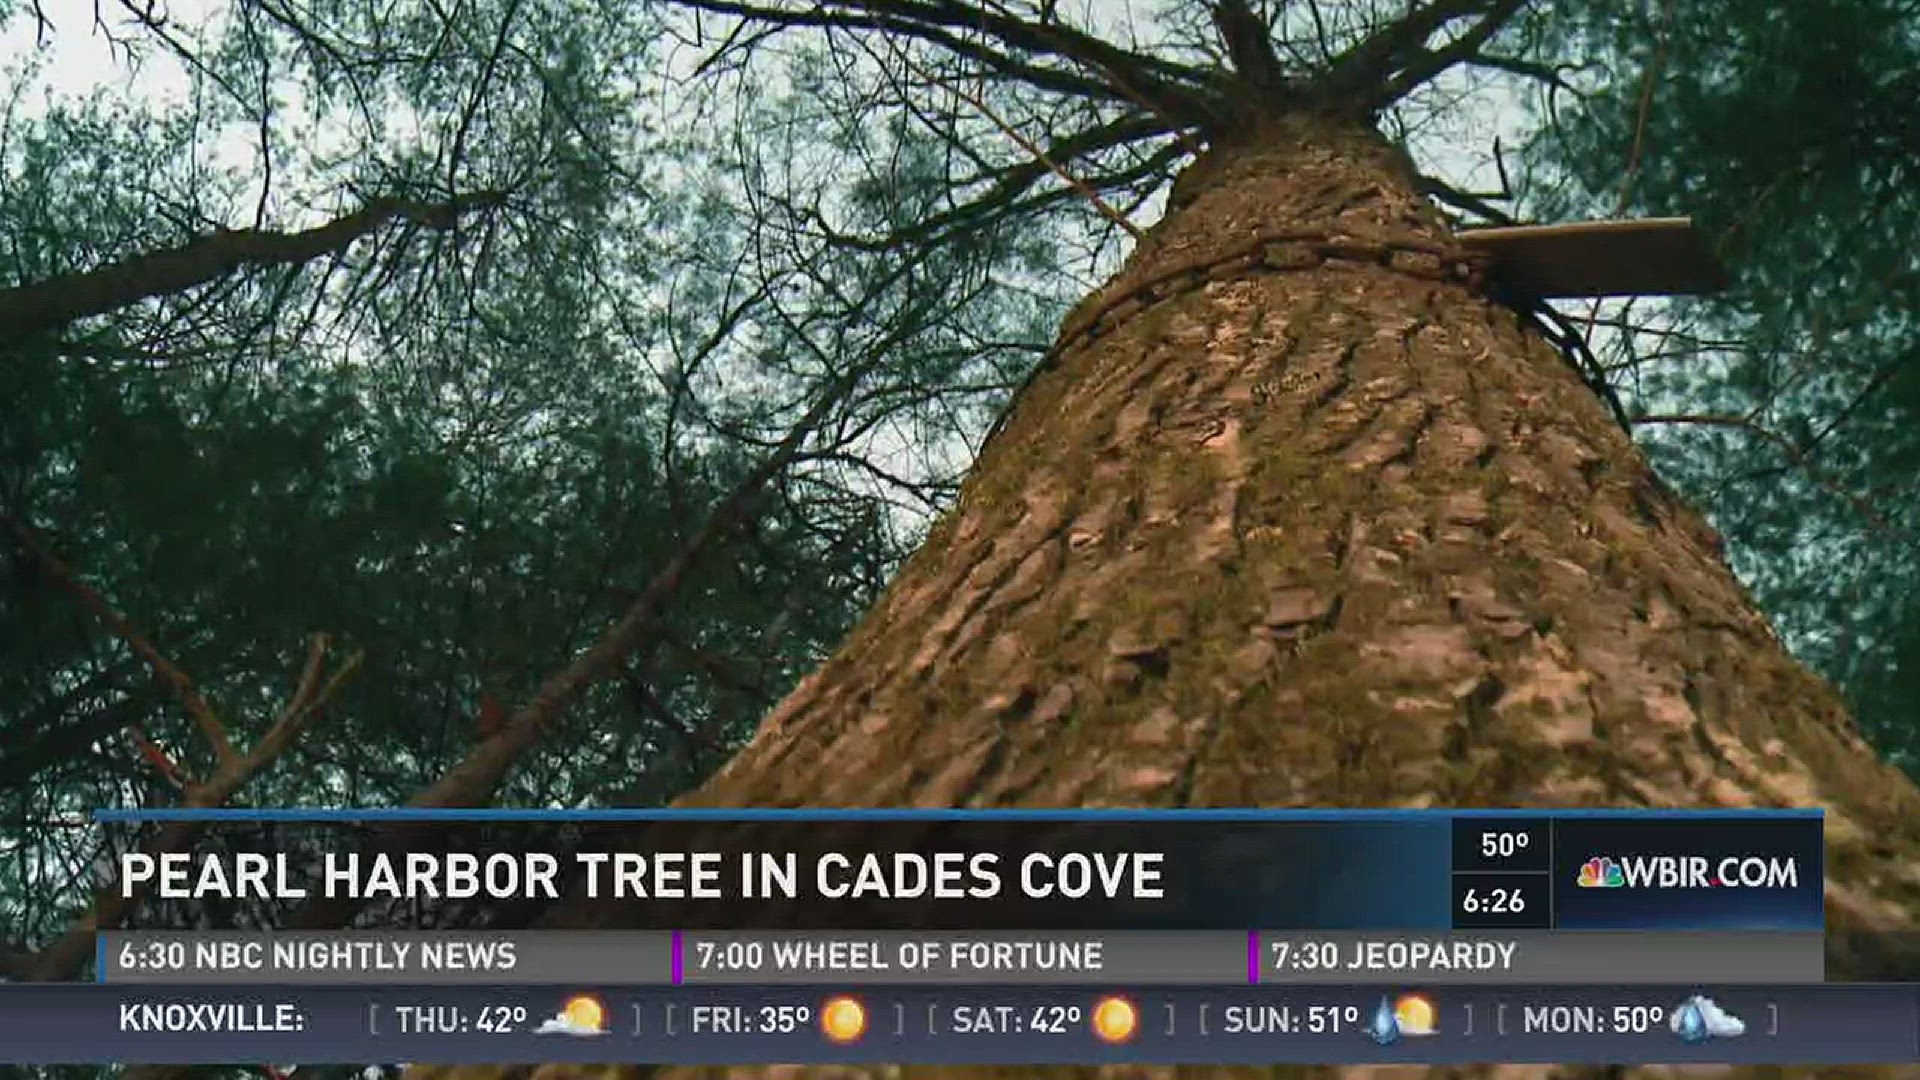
left=99, top=929, right=1826, bottom=985
left=96, top=809, right=1824, bottom=932
left=4, top=983, right=1916, bottom=1064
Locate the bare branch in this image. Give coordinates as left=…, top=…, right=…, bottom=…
left=250, top=634, right=365, bottom=764
left=1468, top=52, right=1585, bottom=95
left=1363, top=0, right=1527, bottom=112
left=1418, top=175, right=1517, bottom=225
left=1631, top=413, right=1900, bottom=535
left=1318, top=0, right=1493, bottom=102
left=666, top=0, right=1219, bottom=118
left=885, top=40, right=1145, bottom=240
left=799, top=113, right=1175, bottom=252
left=0, top=192, right=507, bottom=335
left=1016, top=12, right=1205, bottom=154
left=28, top=0, right=54, bottom=45
left=1212, top=0, right=1283, bottom=88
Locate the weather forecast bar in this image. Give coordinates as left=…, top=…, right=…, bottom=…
left=100, top=929, right=1825, bottom=985
left=3, top=982, right=1915, bottom=1064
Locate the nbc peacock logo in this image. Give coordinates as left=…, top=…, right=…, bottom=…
left=1577, top=856, right=1626, bottom=888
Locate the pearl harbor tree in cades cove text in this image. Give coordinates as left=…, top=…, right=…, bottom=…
left=116, top=848, right=1171, bottom=901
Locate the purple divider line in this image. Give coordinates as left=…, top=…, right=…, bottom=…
left=1246, top=930, right=1258, bottom=984
left=672, top=930, right=684, bottom=985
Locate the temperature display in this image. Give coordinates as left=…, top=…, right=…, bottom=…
left=1218, top=1001, right=1362, bottom=1035
left=1451, top=820, right=1552, bottom=872
left=687, top=1001, right=818, bottom=1035
left=1451, top=818, right=1552, bottom=930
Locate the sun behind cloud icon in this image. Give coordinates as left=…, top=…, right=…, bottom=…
left=535, top=994, right=609, bottom=1035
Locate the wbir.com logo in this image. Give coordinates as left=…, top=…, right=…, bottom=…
left=1577, top=856, right=1625, bottom=888
left=1576, top=854, right=1801, bottom=889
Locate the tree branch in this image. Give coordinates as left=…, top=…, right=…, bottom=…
left=1418, top=174, right=1516, bottom=225
left=1212, top=0, right=1284, bottom=89
left=18, top=633, right=360, bottom=981
left=114, top=376, right=865, bottom=1080
left=1317, top=0, right=1493, bottom=102
left=1467, top=51, right=1585, bottom=95
left=885, top=40, right=1144, bottom=240
left=1363, top=0, right=1527, bottom=112
left=797, top=113, right=1174, bottom=252
left=0, top=192, right=506, bottom=335
left=1630, top=413, right=1899, bottom=534
left=398, top=368, right=862, bottom=812
left=3, top=515, right=237, bottom=767
left=666, top=0, right=1218, bottom=119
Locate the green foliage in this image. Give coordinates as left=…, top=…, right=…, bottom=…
left=0, top=0, right=999, bottom=987
left=1523, top=0, right=1920, bottom=767
left=0, top=0, right=1091, bottom=1013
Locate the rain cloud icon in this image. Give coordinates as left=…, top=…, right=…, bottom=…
left=1671, top=995, right=1745, bottom=1041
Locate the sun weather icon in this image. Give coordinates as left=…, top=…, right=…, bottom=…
left=1391, top=994, right=1438, bottom=1037
left=1366, top=993, right=1438, bottom=1045
left=1577, top=856, right=1625, bottom=888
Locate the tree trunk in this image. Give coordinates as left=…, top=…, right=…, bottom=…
left=410, top=113, right=1920, bottom=1080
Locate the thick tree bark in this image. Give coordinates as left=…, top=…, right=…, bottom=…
left=410, top=113, right=1920, bottom=1080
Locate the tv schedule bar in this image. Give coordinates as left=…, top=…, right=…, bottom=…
left=100, top=928, right=1825, bottom=985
